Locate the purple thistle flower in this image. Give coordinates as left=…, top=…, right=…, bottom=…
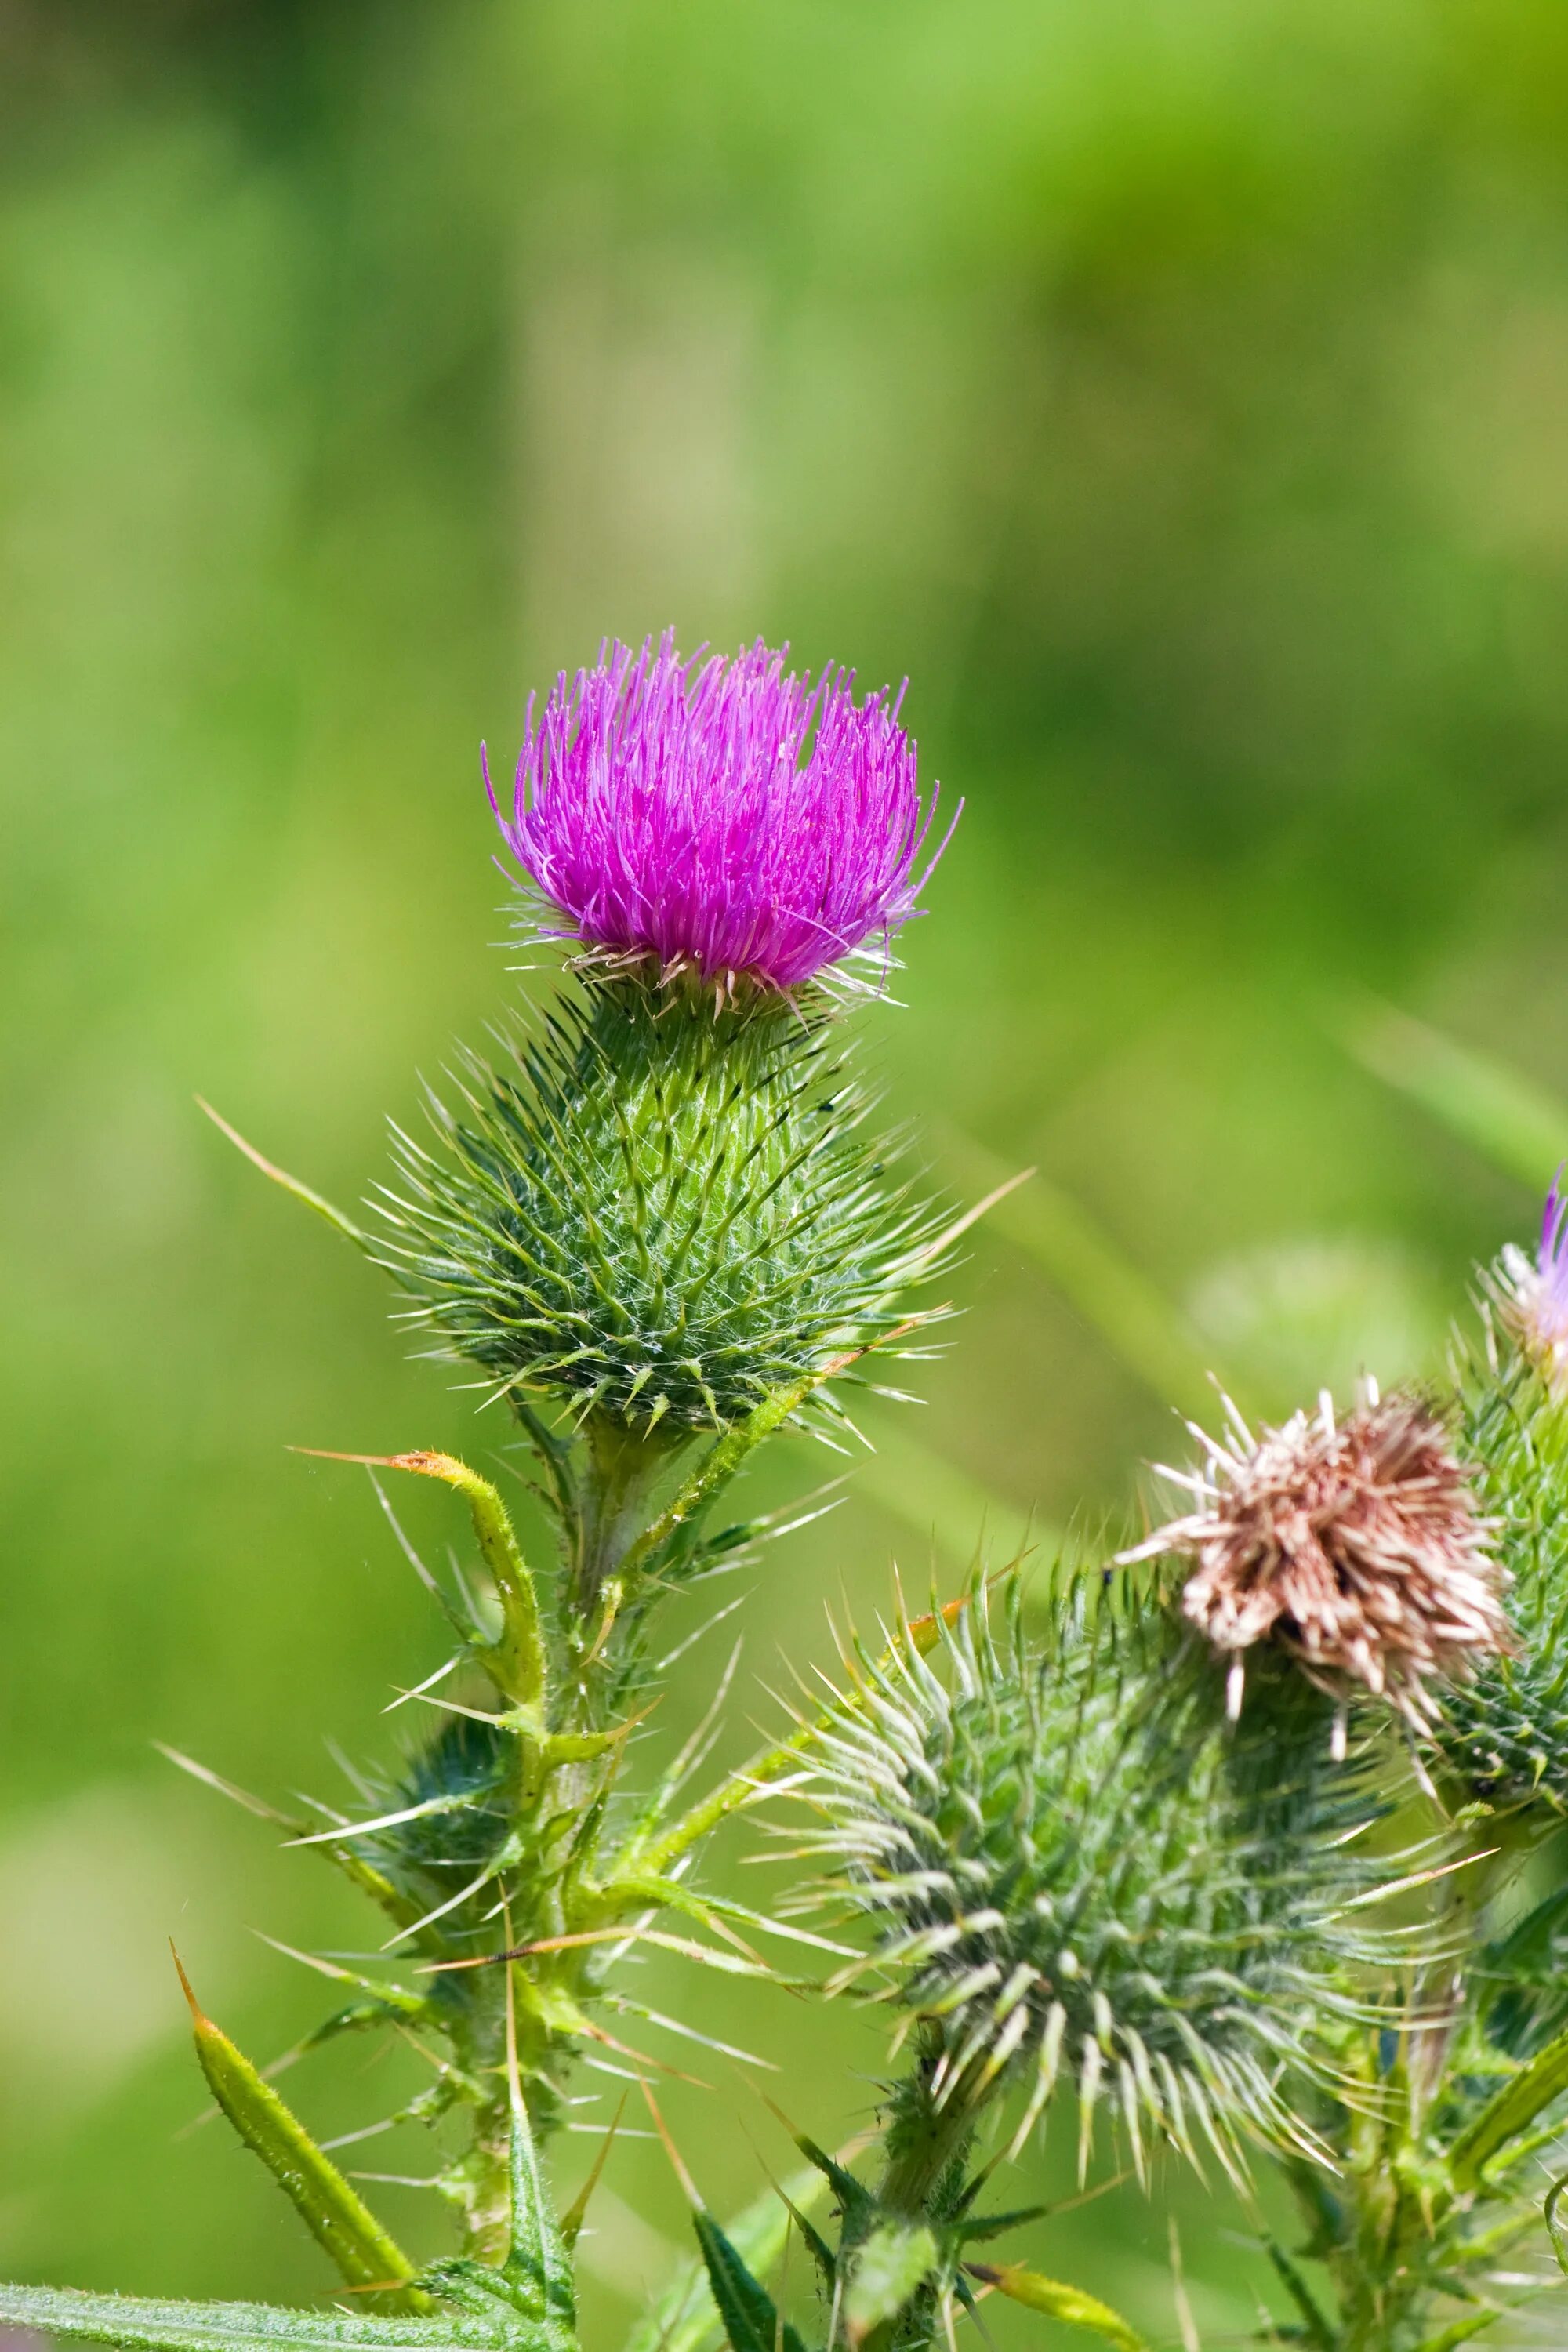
left=487, top=633, right=955, bottom=995
left=1499, top=1169, right=1568, bottom=1385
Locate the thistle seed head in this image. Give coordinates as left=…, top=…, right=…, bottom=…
left=1123, top=1388, right=1508, bottom=1720
left=373, top=982, right=945, bottom=1432
left=488, top=633, right=956, bottom=998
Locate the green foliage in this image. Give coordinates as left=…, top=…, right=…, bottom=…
left=0, top=2283, right=529, bottom=2352
left=689, top=2211, right=809, bottom=2352
left=1432, top=1336, right=1568, bottom=1816
left=801, top=1585, right=1397, bottom=2181
left=622, top=2169, right=830, bottom=2352
left=841, top=2222, right=938, bottom=2347
left=0, top=2086, right=579, bottom=2352
left=374, top=981, right=941, bottom=1434
left=173, top=1958, right=429, bottom=2312
left=964, top=2263, right=1148, bottom=2351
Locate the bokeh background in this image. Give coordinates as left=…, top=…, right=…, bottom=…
left=6, top=2, right=1568, bottom=2342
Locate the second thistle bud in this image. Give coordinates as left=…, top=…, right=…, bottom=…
left=797, top=1590, right=1390, bottom=2183
left=1429, top=1189, right=1568, bottom=1814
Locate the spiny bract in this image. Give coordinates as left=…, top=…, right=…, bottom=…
left=797, top=1588, right=1393, bottom=2182
left=1431, top=1327, right=1568, bottom=1815
left=373, top=981, right=940, bottom=1432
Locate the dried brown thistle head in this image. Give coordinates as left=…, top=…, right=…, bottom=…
left=1122, top=1385, right=1510, bottom=1722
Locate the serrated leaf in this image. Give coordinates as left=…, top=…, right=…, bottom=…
left=0, top=2283, right=517, bottom=2352
left=623, top=2168, right=827, bottom=2352
left=1258, top=2239, right=1334, bottom=2351
left=1449, top=2019, right=1568, bottom=2192
left=955, top=2205, right=1047, bottom=2245
left=499, top=2074, right=575, bottom=2343
left=691, top=2212, right=808, bottom=2352
left=843, top=2222, right=938, bottom=2346
left=967, top=2263, right=1149, bottom=2351
left=789, top=2136, right=876, bottom=2230
left=175, top=1959, right=427, bottom=2312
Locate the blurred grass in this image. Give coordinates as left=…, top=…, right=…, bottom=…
left=7, top=2, right=1568, bottom=2345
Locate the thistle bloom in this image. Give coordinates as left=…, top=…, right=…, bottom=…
left=1497, top=1172, right=1568, bottom=1389
left=488, top=633, right=953, bottom=993
left=1122, top=1387, right=1508, bottom=1720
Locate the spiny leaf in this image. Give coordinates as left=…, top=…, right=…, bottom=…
left=559, top=2098, right=626, bottom=2250
left=295, top=1451, right=546, bottom=1711
left=1448, top=2018, right=1568, bottom=2193
left=498, top=2033, right=575, bottom=2341
left=622, top=1583, right=982, bottom=1878
left=954, top=2205, right=1048, bottom=2245
left=843, top=2221, right=938, bottom=2346
left=691, top=2212, right=809, bottom=2352
left=1258, top=2238, right=1334, bottom=2350
left=172, top=1955, right=428, bottom=2313
left=967, top=2263, right=1149, bottom=2351
left=1407, top=2315, right=1506, bottom=2352
left=0, top=2283, right=517, bottom=2352
left=622, top=2167, right=829, bottom=2352
left=157, top=1747, right=424, bottom=1933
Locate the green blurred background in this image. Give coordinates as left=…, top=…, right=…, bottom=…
left=6, top=2, right=1568, bottom=2342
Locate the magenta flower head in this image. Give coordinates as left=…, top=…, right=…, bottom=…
left=487, top=633, right=955, bottom=997
left=1498, top=1170, right=1568, bottom=1388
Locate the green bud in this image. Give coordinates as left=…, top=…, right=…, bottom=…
left=800, top=1586, right=1394, bottom=2182
left=374, top=980, right=940, bottom=1434
left=1430, top=1321, right=1568, bottom=1817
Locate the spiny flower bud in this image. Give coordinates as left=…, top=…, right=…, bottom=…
left=1121, top=1387, right=1508, bottom=1722
left=374, top=984, right=942, bottom=1432
left=1431, top=1207, right=1568, bottom=1813
left=795, top=1592, right=1389, bottom=2184
left=1494, top=1171, right=1568, bottom=1392
left=488, top=633, right=955, bottom=996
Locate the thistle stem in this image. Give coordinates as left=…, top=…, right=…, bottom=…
left=567, top=1415, right=681, bottom=1628
left=880, top=2038, right=975, bottom=2218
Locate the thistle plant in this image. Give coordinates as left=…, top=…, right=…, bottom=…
left=11, top=634, right=1568, bottom=2352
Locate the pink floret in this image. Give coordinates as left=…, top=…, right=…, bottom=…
left=488, top=633, right=953, bottom=992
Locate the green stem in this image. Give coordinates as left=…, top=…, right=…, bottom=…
left=880, top=2039, right=975, bottom=2220
left=566, top=1415, right=684, bottom=1632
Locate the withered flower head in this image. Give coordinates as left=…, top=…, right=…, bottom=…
left=1121, top=1385, right=1509, bottom=1721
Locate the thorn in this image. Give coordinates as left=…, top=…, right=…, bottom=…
left=503, top=1914, right=524, bottom=2128
left=195, top=1098, right=365, bottom=1247
left=169, top=1942, right=207, bottom=2027
left=757, top=2088, right=810, bottom=2147
left=638, top=2076, right=703, bottom=2209
left=561, top=2093, right=628, bottom=2245
left=290, top=1446, right=454, bottom=1472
